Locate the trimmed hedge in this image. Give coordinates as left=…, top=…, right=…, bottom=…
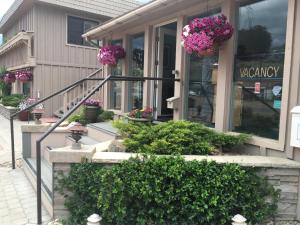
left=58, top=157, right=279, bottom=225
left=113, top=120, right=249, bottom=155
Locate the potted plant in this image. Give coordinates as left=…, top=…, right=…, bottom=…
left=18, top=98, right=43, bottom=121
left=97, top=45, right=126, bottom=66
left=83, top=99, right=101, bottom=123
left=127, top=107, right=153, bottom=123
left=182, top=14, right=234, bottom=57
left=15, top=70, right=33, bottom=82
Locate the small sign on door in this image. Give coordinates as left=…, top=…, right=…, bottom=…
left=254, top=82, right=261, bottom=94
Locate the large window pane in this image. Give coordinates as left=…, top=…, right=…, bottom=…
left=186, top=9, right=220, bottom=127
left=67, top=16, right=99, bottom=47
left=110, top=40, right=123, bottom=110
left=128, top=33, right=144, bottom=110
left=231, top=0, right=288, bottom=139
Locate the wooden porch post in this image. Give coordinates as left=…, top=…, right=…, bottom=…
left=143, top=25, right=153, bottom=108
left=214, top=0, right=236, bottom=132
left=173, top=15, right=186, bottom=120
left=121, top=35, right=130, bottom=113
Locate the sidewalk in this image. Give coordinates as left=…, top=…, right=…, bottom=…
left=0, top=115, right=51, bottom=225
left=0, top=115, right=24, bottom=167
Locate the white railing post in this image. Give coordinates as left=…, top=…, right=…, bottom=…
left=87, top=214, right=102, bottom=225
left=232, top=214, right=247, bottom=225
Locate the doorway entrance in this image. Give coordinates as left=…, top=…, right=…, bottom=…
left=154, top=22, right=177, bottom=121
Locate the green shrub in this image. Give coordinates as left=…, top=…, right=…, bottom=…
left=58, top=157, right=279, bottom=225
left=113, top=120, right=249, bottom=155
left=68, top=114, right=88, bottom=126
left=1, top=94, right=24, bottom=107
left=98, top=111, right=114, bottom=122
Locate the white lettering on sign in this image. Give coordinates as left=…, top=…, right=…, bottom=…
left=240, top=66, right=281, bottom=79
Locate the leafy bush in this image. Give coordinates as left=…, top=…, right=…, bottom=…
left=68, top=114, right=88, bottom=126
left=113, top=120, right=249, bottom=155
left=58, top=157, right=279, bottom=225
left=98, top=111, right=114, bottom=122
left=1, top=94, right=24, bottom=107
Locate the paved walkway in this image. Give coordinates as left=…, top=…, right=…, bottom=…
left=0, top=115, right=51, bottom=225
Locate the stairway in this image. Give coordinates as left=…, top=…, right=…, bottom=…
left=54, top=69, right=104, bottom=118
left=22, top=121, right=119, bottom=218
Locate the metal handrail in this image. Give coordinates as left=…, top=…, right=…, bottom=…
left=9, top=68, right=103, bottom=170
left=60, top=68, right=103, bottom=95
left=34, top=75, right=180, bottom=224
left=8, top=72, right=180, bottom=224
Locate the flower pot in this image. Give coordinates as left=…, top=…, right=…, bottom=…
left=198, top=43, right=219, bottom=57
left=19, top=110, right=31, bottom=121
left=127, top=117, right=153, bottom=123
left=85, top=106, right=100, bottom=123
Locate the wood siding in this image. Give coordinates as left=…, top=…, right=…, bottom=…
left=34, top=4, right=103, bottom=115
left=3, top=7, right=34, bottom=40
left=0, top=44, right=28, bottom=69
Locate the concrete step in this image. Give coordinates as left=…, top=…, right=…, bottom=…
left=87, top=122, right=120, bottom=142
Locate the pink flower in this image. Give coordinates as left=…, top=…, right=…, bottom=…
left=182, top=14, right=234, bottom=56
left=98, top=45, right=126, bottom=66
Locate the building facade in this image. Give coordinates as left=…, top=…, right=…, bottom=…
left=0, top=0, right=140, bottom=115
left=83, top=0, right=300, bottom=160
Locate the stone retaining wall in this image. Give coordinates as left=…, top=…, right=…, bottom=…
left=0, top=104, right=17, bottom=119
left=51, top=154, right=300, bottom=222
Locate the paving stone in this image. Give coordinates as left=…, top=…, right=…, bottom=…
left=0, top=167, right=51, bottom=225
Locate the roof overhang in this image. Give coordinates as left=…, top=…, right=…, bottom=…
left=83, top=0, right=203, bottom=40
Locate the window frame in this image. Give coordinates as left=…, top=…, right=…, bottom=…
left=225, top=0, right=295, bottom=151
left=66, top=15, right=100, bottom=48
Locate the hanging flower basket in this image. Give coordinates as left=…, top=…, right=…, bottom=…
left=182, top=14, right=234, bottom=57
left=4, top=73, right=16, bottom=83
left=16, top=70, right=33, bottom=82
left=97, top=45, right=126, bottom=66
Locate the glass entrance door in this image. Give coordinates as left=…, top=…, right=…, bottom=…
left=153, top=22, right=177, bottom=121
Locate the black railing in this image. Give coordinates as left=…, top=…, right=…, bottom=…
left=9, top=71, right=180, bottom=224
left=9, top=68, right=103, bottom=170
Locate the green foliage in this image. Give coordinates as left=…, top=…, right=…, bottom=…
left=68, top=114, right=88, bottom=126
left=0, top=67, right=11, bottom=96
left=57, top=163, right=105, bottom=225
left=58, top=157, right=279, bottom=225
left=98, top=111, right=114, bottom=122
left=1, top=94, right=25, bottom=107
left=113, top=120, right=250, bottom=155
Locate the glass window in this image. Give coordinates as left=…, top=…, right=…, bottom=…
left=186, top=9, right=220, bottom=127
left=23, top=82, right=30, bottom=96
left=110, top=40, right=123, bottom=110
left=67, top=16, right=99, bottom=47
left=231, top=0, right=288, bottom=139
left=128, top=33, right=144, bottom=110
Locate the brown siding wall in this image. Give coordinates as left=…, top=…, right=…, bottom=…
left=3, top=8, right=34, bottom=41
left=34, top=4, right=103, bottom=115
left=0, top=44, right=28, bottom=68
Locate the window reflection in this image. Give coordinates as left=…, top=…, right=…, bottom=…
left=231, top=0, right=288, bottom=139
left=128, top=33, right=144, bottom=110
